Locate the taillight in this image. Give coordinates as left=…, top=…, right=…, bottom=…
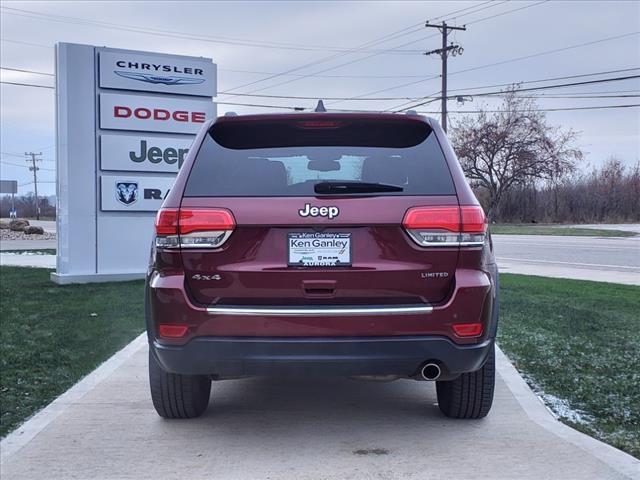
left=402, top=205, right=486, bottom=247
left=452, top=322, right=483, bottom=337
left=159, top=324, right=189, bottom=338
left=296, top=120, right=344, bottom=129
left=155, top=207, right=235, bottom=249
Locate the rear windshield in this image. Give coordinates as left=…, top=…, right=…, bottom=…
left=184, top=118, right=455, bottom=197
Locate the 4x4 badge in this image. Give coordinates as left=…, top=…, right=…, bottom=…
left=191, top=274, right=222, bottom=281
left=298, top=203, right=339, bottom=219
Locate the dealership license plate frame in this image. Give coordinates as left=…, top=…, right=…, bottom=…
left=288, top=232, right=352, bottom=267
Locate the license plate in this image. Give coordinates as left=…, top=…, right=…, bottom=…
left=288, top=232, right=351, bottom=267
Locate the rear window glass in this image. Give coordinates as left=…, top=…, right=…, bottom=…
left=184, top=118, right=455, bottom=197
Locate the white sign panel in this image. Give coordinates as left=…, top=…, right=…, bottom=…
left=99, top=50, right=216, bottom=97
left=100, top=134, right=193, bottom=173
left=54, top=43, right=216, bottom=284
left=101, top=174, right=176, bottom=212
left=100, top=92, right=215, bottom=134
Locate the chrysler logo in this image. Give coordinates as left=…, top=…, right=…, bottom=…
left=114, top=71, right=205, bottom=86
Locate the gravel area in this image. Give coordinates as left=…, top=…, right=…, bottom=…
left=0, top=230, right=57, bottom=241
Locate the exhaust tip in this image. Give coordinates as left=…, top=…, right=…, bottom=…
left=420, top=363, right=441, bottom=381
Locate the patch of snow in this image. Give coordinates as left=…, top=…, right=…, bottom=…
left=1, top=251, right=51, bottom=256
left=520, top=373, right=595, bottom=426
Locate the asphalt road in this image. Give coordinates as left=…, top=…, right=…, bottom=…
left=1, top=219, right=639, bottom=286
left=493, top=235, right=640, bottom=285
left=2, top=338, right=637, bottom=480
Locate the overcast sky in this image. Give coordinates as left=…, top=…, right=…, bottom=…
left=1, top=0, right=639, bottom=196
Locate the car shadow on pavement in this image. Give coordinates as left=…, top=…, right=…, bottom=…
left=157, top=376, right=492, bottom=446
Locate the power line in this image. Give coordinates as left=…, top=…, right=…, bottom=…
left=0, top=36, right=496, bottom=81
left=3, top=76, right=637, bottom=114
left=0, top=159, right=55, bottom=171
left=397, top=74, right=640, bottom=111
left=416, top=103, right=640, bottom=113
left=0, top=80, right=53, bottom=89
left=210, top=93, right=424, bottom=101
left=449, top=31, right=640, bottom=79
left=5, top=74, right=639, bottom=111
left=0, top=5, right=425, bottom=55
left=0, top=66, right=54, bottom=76
left=217, top=101, right=303, bottom=111
left=4, top=73, right=639, bottom=106
left=206, top=100, right=640, bottom=113
left=446, top=67, right=640, bottom=94
left=376, top=71, right=640, bottom=110
left=324, top=0, right=551, bottom=106
left=220, top=1, right=506, bottom=96
left=3, top=65, right=637, bottom=95
left=219, top=24, right=432, bottom=95
left=464, top=0, right=548, bottom=25
left=219, top=68, right=449, bottom=79
left=1, top=151, right=27, bottom=158
left=477, top=94, right=640, bottom=99
left=0, top=38, right=52, bottom=49
left=372, top=33, right=640, bottom=109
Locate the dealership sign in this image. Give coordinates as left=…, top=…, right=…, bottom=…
left=53, top=43, right=216, bottom=284
left=100, top=93, right=214, bottom=134
left=99, top=50, right=216, bottom=96
left=100, top=134, right=193, bottom=173
left=101, top=175, right=175, bottom=211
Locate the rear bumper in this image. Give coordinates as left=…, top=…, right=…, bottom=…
left=151, top=335, right=494, bottom=380
left=146, top=268, right=494, bottom=341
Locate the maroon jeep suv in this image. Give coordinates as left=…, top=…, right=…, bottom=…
left=146, top=111, right=499, bottom=420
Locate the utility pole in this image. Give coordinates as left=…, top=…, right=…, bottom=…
left=25, top=152, right=42, bottom=220
left=424, top=21, right=466, bottom=133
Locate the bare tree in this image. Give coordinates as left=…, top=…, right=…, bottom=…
left=491, top=158, right=640, bottom=224
left=451, top=89, right=583, bottom=220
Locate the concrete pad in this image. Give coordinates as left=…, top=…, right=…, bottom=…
left=0, top=253, right=56, bottom=268
left=1, top=339, right=637, bottom=480
left=0, top=239, right=56, bottom=251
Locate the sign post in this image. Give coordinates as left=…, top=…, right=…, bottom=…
left=0, top=180, right=18, bottom=217
left=52, top=43, right=216, bottom=284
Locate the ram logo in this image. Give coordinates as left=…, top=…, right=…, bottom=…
left=114, top=71, right=205, bottom=86
left=115, top=182, right=138, bottom=206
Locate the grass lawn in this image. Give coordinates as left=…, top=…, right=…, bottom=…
left=1, top=266, right=638, bottom=459
left=0, top=266, right=144, bottom=437
left=490, top=224, right=636, bottom=237
left=498, top=274, right=640, bottom=458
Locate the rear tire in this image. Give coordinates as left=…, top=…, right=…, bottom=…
left=149, top=350, right=211, bottom=418
left=435, top=344, right=495, bottom=419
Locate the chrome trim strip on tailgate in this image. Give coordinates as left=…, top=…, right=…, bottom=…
left=206, top=305, right=433, bottom=316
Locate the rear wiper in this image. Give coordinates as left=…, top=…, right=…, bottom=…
left=314, top=181, right=403, bottom=194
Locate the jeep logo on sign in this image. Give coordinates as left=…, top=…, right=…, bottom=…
left=129, top=140, right=189, bottom=168
left=298, top=203, right=339, bottom=219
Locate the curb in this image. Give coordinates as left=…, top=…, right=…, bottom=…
left=0, top=333, right=147, bottom=464
left=495, top=346, right=640, bottom=479
left=2, top=335, right=638, bottom=478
